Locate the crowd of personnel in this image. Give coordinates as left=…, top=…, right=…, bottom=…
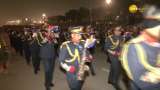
left=0, top=5, right=160, bottom=90
left=0, top=23, right=142, bottom=90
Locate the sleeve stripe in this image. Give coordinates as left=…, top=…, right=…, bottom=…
left=120, top=44, right=133, bottom=80
left=134, top=44, right=160, bottom=76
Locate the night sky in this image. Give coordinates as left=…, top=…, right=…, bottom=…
left=0, top=0, right=159, bottom=25
left=0, top=0, right=105, bottom=25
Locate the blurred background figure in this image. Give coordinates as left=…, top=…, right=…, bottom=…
left=105, top=26, right=124, bottom=90
left=0, top=30, right=10, bottom=74
left=39, top=25, right=56, bottom=90
left=120, top=5, right=160, bottom=90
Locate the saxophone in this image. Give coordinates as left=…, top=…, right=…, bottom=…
left=77, top=48, right=90, bottom=81
left=77, top=37, right=95, bottom=81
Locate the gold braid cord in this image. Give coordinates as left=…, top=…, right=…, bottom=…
left=36, top=32, right=45, bottom=46
left=109, top=36, right=120, bottom=49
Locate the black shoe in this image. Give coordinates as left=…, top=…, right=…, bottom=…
left=114, top=85, right=122, bottom=90
left=50, top=83, right=54, bottom=87
left=45, top=83, right=54, bottom=87
left=27, top=62, right=30, bottom=65
left=108, top=80, right=114, bottom=85
left=34, top=70, right=38, bottom=75
left=91, top=72, right=96, bottom=76
left=38, top=68, right=40, bottom=71
left=46, top=87, right=50, bottom=90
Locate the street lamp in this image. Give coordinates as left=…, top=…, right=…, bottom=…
left=105, top=0, right=113, bottom=24
left=42, top=13, right=46, bottom=18
left=106, top=0, right=112, bottom=5
left=42, top=13, right=47, bottom=23
left=25, top=18, right=28, bottom=21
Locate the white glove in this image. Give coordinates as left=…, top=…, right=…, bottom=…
left=32, top=33, right=37, bottom=38
left=60, top=62, right=75, bottom=73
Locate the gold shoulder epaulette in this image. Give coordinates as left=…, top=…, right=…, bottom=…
left=60, top=41, right=71, bottom=49
left=81, top=40, right=85, bottom=42
left=108, top=35, right=112, bottom=38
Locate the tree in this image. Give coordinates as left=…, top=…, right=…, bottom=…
left=65, top=7, right=90, bottom=25
left=65, top=9, right=79, bottom=22
left=47, top=15, right=65, bottom=24
left=78, top=7, right=90, bottom=22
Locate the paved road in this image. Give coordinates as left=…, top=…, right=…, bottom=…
left=0, top=47, right=126, bottom=90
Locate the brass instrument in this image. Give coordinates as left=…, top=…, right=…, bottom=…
left=37, top=31, right=52, bottom=46
left=36, top=32, right=44, bottom=46
left=77, top=48, right=90, bottom=81
left=77, top=37, right=95, bottom=81
left=109, top=36, right=120, bottom=50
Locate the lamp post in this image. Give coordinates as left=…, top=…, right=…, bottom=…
left=25, top=18, right=28, bottom=21
left=42, top=13, right=47, bottom=23
left=106, top=0, right=112, bottom=5
left=105, top=0, right=112, bottom=23
left=42, top=13, right=46, bottom=18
